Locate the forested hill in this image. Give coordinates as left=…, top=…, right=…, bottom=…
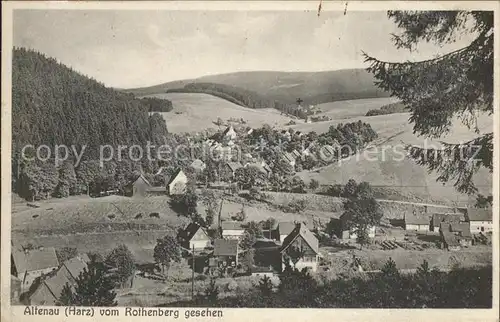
left=126, top=69, right=390, bottom=106
left=12, top=47, right=170, bottom=160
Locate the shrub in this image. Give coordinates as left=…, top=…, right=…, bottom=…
left=225, top=280, right=239, bottom=292
left=280, top=199, right=307, bottom=213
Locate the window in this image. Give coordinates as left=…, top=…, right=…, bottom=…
left=481, top=227, right=484, bottom=232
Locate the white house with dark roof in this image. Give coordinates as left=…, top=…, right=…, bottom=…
left=221, top=221, right=245, bottom=240
left=280, top=223, right=320, bottom=272
left=404, top=213, right=431, bottom=232
left=465, top=208, right=493, bottom=234
left=179, top=222, right=212, bottom=250
left=166, top=168, right=188, bottom=195
left=11, top=247, right=59, bottom=292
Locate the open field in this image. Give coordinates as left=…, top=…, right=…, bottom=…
left=324, top=247, right=492, bottom=273
left=313, top=97, right=400, bottom=119
left=11, top=195, right=189, bottom=262
left=295, top=112, right=493, bottom=204
left=146, top=93, right=293, bottom=133
left=12, top=195, right=187, bottom=234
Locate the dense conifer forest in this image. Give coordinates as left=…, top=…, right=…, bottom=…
left=11, top=47, right=171, bottom=199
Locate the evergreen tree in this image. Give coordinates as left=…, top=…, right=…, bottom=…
left=56, top=161, right=77, bottom=197
left=364, top=11, right=493, bottom=194
left=105, top=244, right=135, bottom=286
left=257, top=275, right=274, bottom=297
left=58, top=256, right=117, bottom=306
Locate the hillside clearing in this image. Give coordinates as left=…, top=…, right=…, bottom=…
left=146, top=93, right=293, bottom=133
left=12, top=195, right=188, bottom=235
left=314, top=97, right=400, bottom=119
left=295, top=112, right=493, bottom=204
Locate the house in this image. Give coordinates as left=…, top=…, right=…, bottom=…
left=11, top=247, right=59, bottom=292
left=291, top=149, right=301, bottom=160
left=430, top=213, right=464, bottom=232
left=179, top=222, right=212, bottom=251
left=282, top=152, right=297, bottom=168
left=221, top=161, right=243, bottom=181
left=302, top=142, right=317, bottom=157
left=280, top=130, right=292, bottom=141
left=337, top=213, right=376, bottom=239
left=277, top=222, right=296, bottom=243
left=125, top=174, right=166, bottom=197
left=280, top=223, right=320, bottom=272
left=441, top=230, right=461, bottom=251
left=319, top=144, right=338, bottom=161
left=251, top=266, right=277, bottom=278
left=222, top=125, right=237, bottom=141
left=166, top=169, right=188, bottom=195
left=125, top=174, right=152, bottom=197
left=190, top=159, right=206, bottom=172
left=29, top=255, right=89, bottom=305
left=221, top=221, right=245, bottom=240
left=404, top=213, right=430, bottom=231
left=465, top=208, right=493, bottom=234
left=212, top=239, right=239, bottom=268
left=449, top=222, right=473, bottom=247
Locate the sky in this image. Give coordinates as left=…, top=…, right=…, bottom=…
left=13, top=10, right=474, bottom=88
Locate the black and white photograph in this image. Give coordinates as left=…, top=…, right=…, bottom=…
left=2, top=1, right=498, bottom=316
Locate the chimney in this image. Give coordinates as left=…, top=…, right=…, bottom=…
left=424, top=206, right=428, bottom=214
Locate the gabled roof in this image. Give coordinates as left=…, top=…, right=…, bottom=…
left=221, top=221, right=245, bottom=231
left=182, top=222, right=209, bottom=241
left=280, top=223, right=319, bottom=254
left=43, top=266, right=75, bottom=301
left=166, top=168, right=185, bottom=186
left=213, top=239, right=238, bottom=256
left=442, top=230, right=460, bottom=247
left=63, top=255, right=89, bottom=280
left=130, top=173, right=152, bottom=187
left=12, top=247, right=59, bottom=273
left=278, top=222, right=296, bottom=235
left=404, top=213, right=430, bottom=225
left=467, top=208, right=492, bottom=222
left=282, top=152, right=296, bottom=164
left=432, top=213, right=463, bottom=227
left=449, top=222, right=472, bottom=238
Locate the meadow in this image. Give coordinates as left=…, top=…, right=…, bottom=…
left=147, top=93, right=293, bottom=133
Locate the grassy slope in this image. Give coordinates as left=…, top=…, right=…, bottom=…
left=11, top=195, right=189, bottom=261
left=147, top=93, right=293, bottom=133
left=313, top=97, right=400, bottom=120
left=125, top=69, right=389, bottom=105
left=294, top=112, right=493, bottom=204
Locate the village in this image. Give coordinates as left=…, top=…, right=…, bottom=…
left=11, top=118, right=493, bottom=306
